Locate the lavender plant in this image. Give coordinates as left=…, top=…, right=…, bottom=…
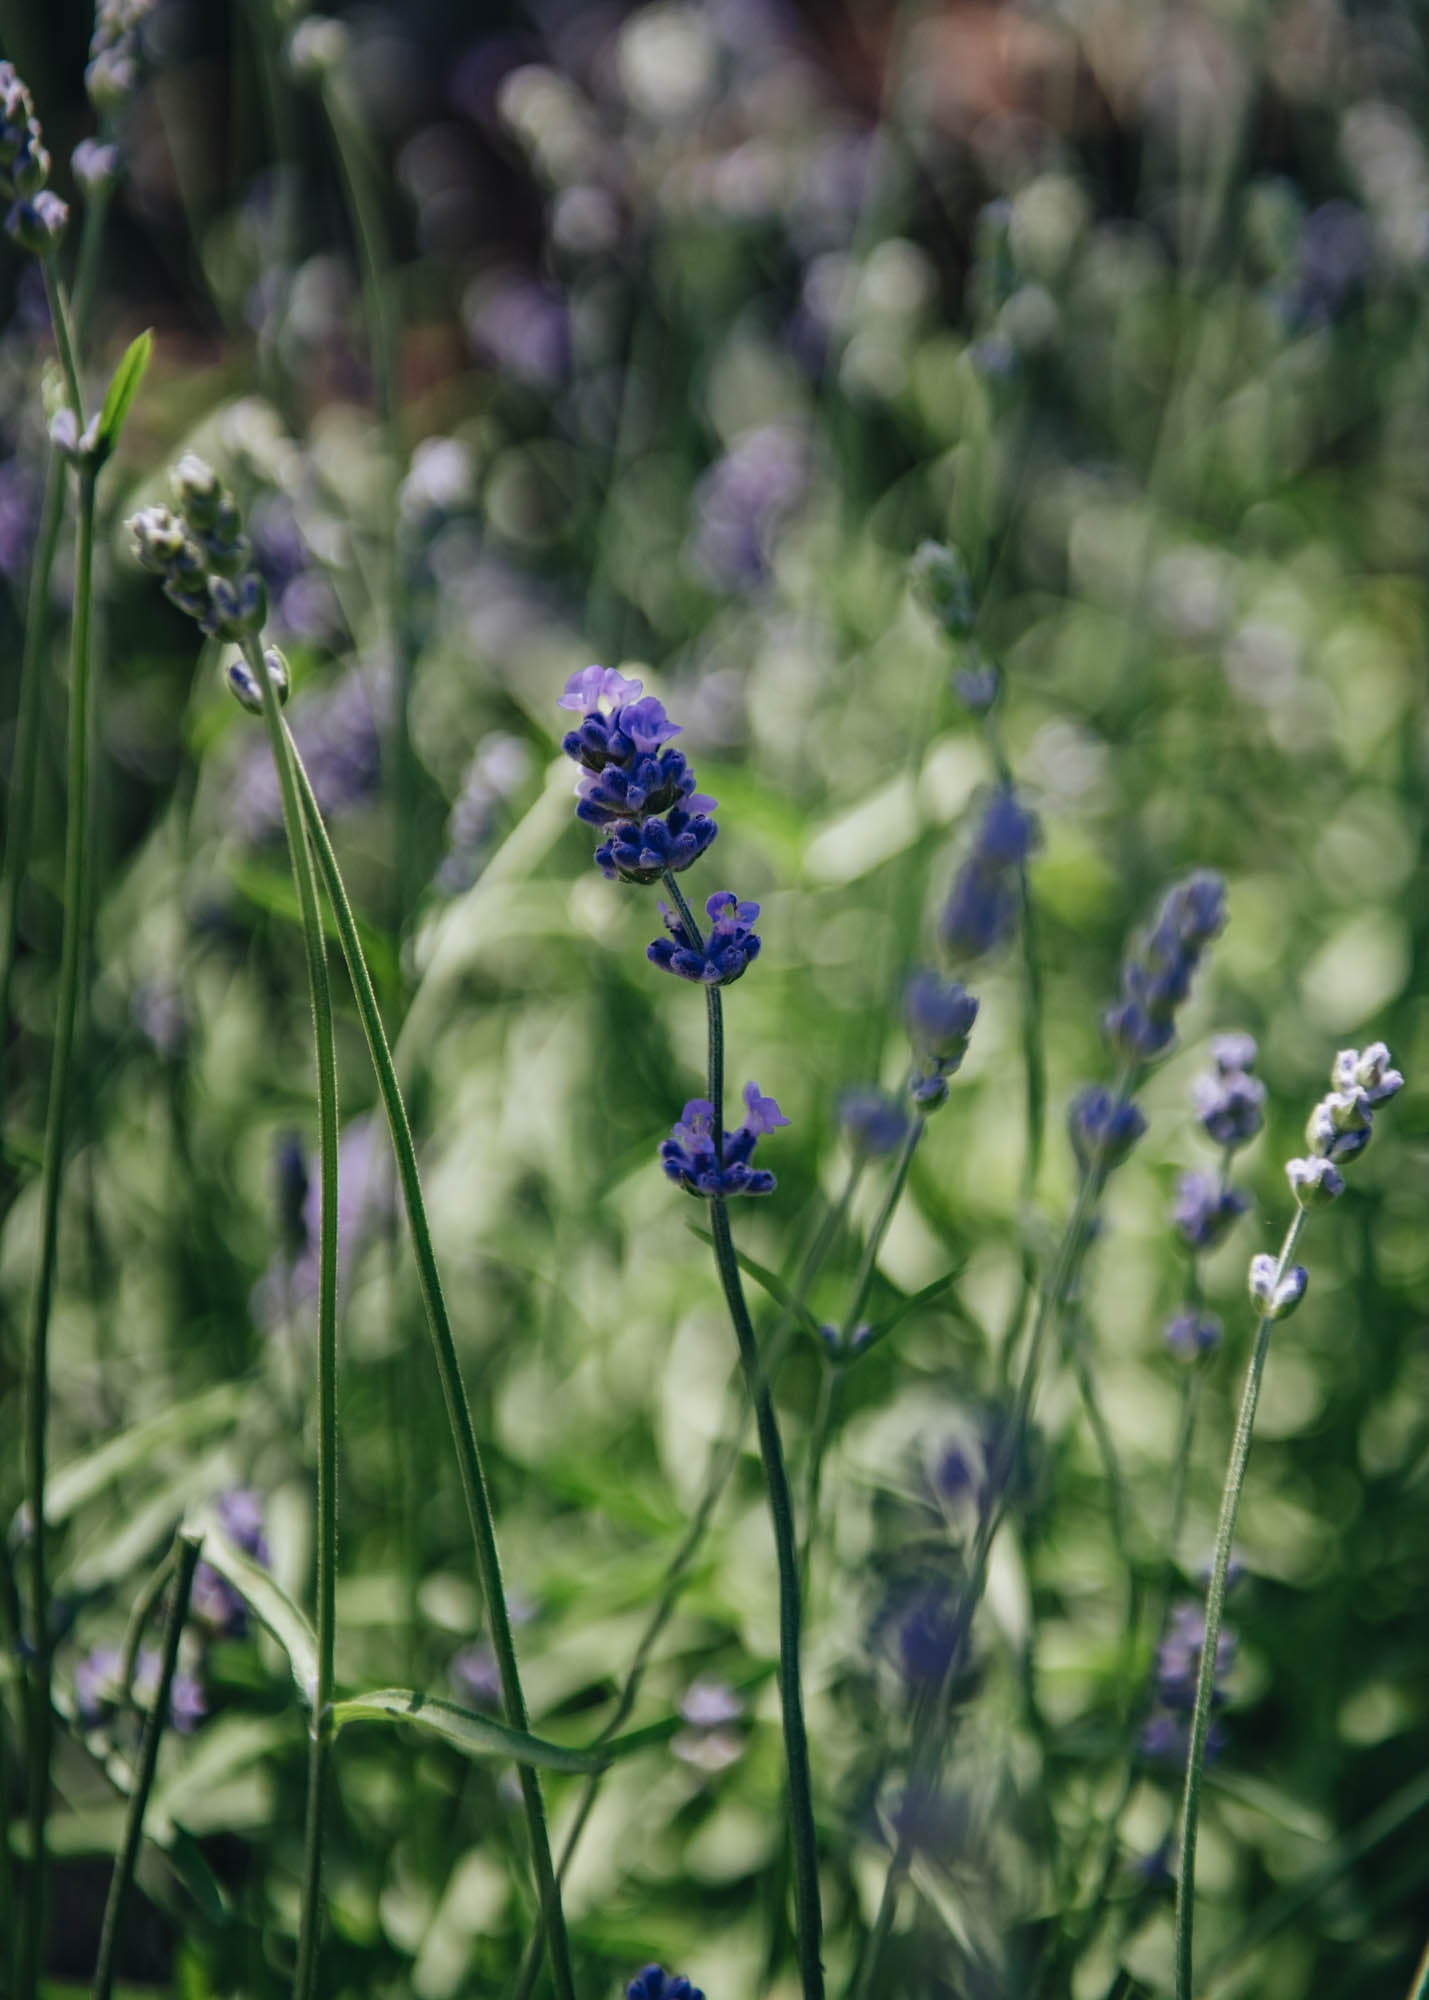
left=559, top=662, right=823, bottom=1999
left=1175, top=1041, right=1405, bottom=1998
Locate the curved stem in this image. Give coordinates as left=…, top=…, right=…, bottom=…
left=91, top=1532, right=202, bottom=2000
left=1173, top=1205, right=1307, bottom=2000
left=19, top=466, right=95, bottom=2000
left=39, top=254, right=82, bottom=424
left=240, top=634, right=341, bottom=2000
left=290, top=739, right=573, bottom=2000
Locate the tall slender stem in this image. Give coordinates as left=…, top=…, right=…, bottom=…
left=1407, top=1936, right=1429, bottom=2000
left=661, top=867, right=823, bottom=2000
left=508, top=1169, right=861, bottom=2000
left=709, top=1191, right=824, bottom=2000
left=290, top=739, right=574, bottom=2000
left=19, top=464, right=95, bottom=2000
left=91, top=1532, right=202, bottom=2000
left=240, top=634, right=341, bottom=2000
left=1173, top=1205, right=1307, bottom=2000
left=319, top=76, right=412, bottom=939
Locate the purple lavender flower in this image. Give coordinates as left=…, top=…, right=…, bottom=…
left=1304, top=1090, right=1373, bottom=1164
left=559, top=668, right=718, bottom=882
left=1163, top=1309, right=1222, bottom=1359
left=1172, top=1171, right=1249, bottom=1251
left=648, top=892, right=761, bottom=986
left=940, top=788, right=1040, bottom=965
left=836, top=1087, right=910, bottom=1160
left=905, top=971, right=979, bottom=1110
left=1286, top=1156, right=1344, bottom=1208
left=1104, top=871, right=1227, bottom=1064
left=1248, top=1255, right=1307, bottom=1320
left=1141, top=1599, right=1234, bottom=1764
left=1068, top=1086, right=1146, bottom=1175
left=888, top=1575, right=961, bottom=1690
left=626, top=1968, right=704, bottom=2000
left=596, top=806, right=718, bottom=884
left=1193, top=1066, right=1266, bottom=1152
left=660, top=1083, right=787, bottom=1198
left=1331, top=1042, right=1404, bottom=1105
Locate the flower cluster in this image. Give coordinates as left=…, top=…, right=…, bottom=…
left=660, top=1085, right=787, bottom=1199
left=129, top=456, right=268, bottom=643
left=905, top=971, right=979, bottom=1111
left=627, top=1968, right=705, bottom=2000
left=559, top=665, right=717, bottom=883
left=1141, top=1598, right=1235, bottom=1765
left=1250, top=1042, right=1404, bottom=1322
left=648, top=892, right=761, bottom=987
left=1193, top=1033, right=1267, bottom=1151
left=86, top=0, right=157, bottom=115
left=940, top=787, right=1040, bottom=963
left=0, top=63, right=66, bottom=255
left=1104, top=871, right=1227, bottom=1063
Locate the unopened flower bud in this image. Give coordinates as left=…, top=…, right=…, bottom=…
left=287, top=17, right=349, bottom=83
left=172, top=453, right=224, bottom=529
left=1248, top=1254, right=1307, bottom=1320
left=1305, top=1089, right=1373, bottom=1163
left=1286, top=1156, right=1344, bottom=1208
left=205, top=570, right=267, bottom=639
left=1332, top=1042, right=1403, bottom=1105
left=6, top=189, right=67, bottom=253
left=226, top=646, right=290, bottom=714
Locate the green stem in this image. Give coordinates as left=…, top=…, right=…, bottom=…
left=848, top=1857, right=905, bottom=2000
left=319, top=76, right=412, bottom=939
left=709, top=1192, right=824, bottom=2000
left=1407, top=1937, right=1429, bottom=2000
left=240, top=633, right=341, bottom=2000
left=90, top=1532, right=202, bottom=2000
left=19, top=465, right=95, bottom=2000
left=1173, top=1205, right=1308, bottom=2000
left=118, top=1543, right=181, bottom=1709
left=661, top=868, right=822, bottom=1998
left=39, top=253, right=83, bottom=424
left=290, top=738, right=573, bottom=2000
left=508, top=1168, right=861, bottom=2000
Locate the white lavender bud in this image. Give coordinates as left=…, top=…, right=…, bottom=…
left=1285, top=1156, right=1344, bottom=1209
left=226, top=646, right=290, bottom=715
left=1248, top=1254, right=1307, bottom=1320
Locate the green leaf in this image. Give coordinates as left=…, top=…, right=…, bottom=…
left=38, top=1384, right=245, bottom=1531
left=330, top=1688, right=606, bottom=1773
left=95, top=329, right=154, bottom=455
left=189, top=1517, right=319, bottom=1706
left=686, top=1227, right=823, bottom=1340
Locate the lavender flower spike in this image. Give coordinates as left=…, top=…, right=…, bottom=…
left=660, top=1084, right=788, bottom=1198
left=1173, top=1171, right=1249, bottom=1251
left=905, top=970, right=979, bottom=1110
left=1068, top=1085, right=1146, bottom=1175
left=559, top=668, right=719, bottom=882
left=837, top=1087, right=910, bottom=1160
left=1104, top=870, right=1227, bottom=1064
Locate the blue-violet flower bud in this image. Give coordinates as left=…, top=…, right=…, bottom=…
left=1068, top=1085, right=1146, bottom=1175
left=626, top=1968, right=704, bottom=2000
left=1192, top=1063, right=1266, bottom=1151
left=1332, top=1042, right=1404, bottom=1104
left=647, top=891, right=760, bottom=986
left=1305, top=1089, right=1373, bottom=1163
left=595, top=804, right=718, bottom=883
left=836, top=1087, right=910, bottom=1160
left=1164, top=1308, right=1222, bottom=1358
left=1104, top=870, right=1227, bottom=1063
left=226, top=645, right=290, bottom=714
left=660, top=1083, right=787, bottom=1198
left=1172, top=1170, right=1249, bottom=1251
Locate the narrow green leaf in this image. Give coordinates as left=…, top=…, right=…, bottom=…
left=38, top=1384, right=245, bottom=1531
left=189, top=1519, right=319, bottom=1706
left=95, top=329, right=154, bottom=453
left=687, top=1227, right=823, bottom=1340
left=330, top=1688, right=605, bottom=1773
